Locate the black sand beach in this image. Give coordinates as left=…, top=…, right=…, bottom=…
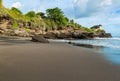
left=0, top=37, right=120, bottom=81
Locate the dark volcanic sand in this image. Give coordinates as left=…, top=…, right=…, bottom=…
left=0, top=39, right=120, bottom=81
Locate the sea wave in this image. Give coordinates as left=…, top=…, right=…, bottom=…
left=92, top=43, right=120, bottom=49
left=49, top=39, right=69, bottom=43
left=94, top=37, right=120, bottom=40
left=71, top=38, right=120, bottom=49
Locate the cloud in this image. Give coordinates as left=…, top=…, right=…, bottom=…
left=73, top=0, right=120, bottom=18
left=74, top=12, right=120, bottom=36
left=100, top=0, right=112, bottom=6
left=73, top=0, right=89, bottom=18
left=12, top=2, right=22, bottom=8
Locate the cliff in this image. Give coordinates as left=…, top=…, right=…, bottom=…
left=0, top=6, right=112, bottom=39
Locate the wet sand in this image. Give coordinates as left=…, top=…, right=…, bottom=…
left=0, top=38, right=120, bottom=81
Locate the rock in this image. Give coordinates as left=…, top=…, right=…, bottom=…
left=17, top=20, right=24, bottom=28
left=35, top=30, right=43, bottom=34
left=69, top=42, right=103, bottom=48
left=105, top=33, right=112, bottom=37
left=73, top=32, right=85, bottom=39
left=73, top=32, right=94, bottom=39
left=0, top=16, right=112, bottom=39
left=44, top=32, right=57, bottom=39
left=73, top=43, right=94, bottom=48
left=32, top=35, right=49, bottom=43
left=43, top=30, right=59, bottom=39
left=43, top=30, right=95, bottom=39
left=95, top=32, right=112, bottom=38
left=13, top=29, right=29, bottom=37
left=0, top=30, right=4, bottom=34
left=57, top=32, right=72, bottom=39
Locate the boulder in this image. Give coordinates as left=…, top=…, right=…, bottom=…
left=57, top=32, right=73, bottom=39
left=43, top=32, right=57, bottom=39
left=73, top=43, right=94, bottom=48
left=73, top=32, right=94, bottom=39
left=105, top=33, right=112, bottom=37
left=95, top=32, right=112, bottom=38
left=69, top=42, right=103, bottom=48
left=32, top=35, right=49, bottom=43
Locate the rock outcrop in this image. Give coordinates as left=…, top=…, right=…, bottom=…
left=0, top=18, right=112, bottom=39
left=43, top=27, right=112, bottom=39
left=94, top=32, right=112, bottom=38
left=0, top=5, right=112, bottom=40
left=0, top=6, right=112, bottom=39
left=31, top=35, right=49, bottom=43
left=0, top=12, right=112, bottom=39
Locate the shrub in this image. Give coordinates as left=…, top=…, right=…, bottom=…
left=84, top=28, right=94, bottom=33
left=25, top=27, right=30, bottom=32
left=25, top=11, right=36, bottom=18
left=96, top=29, right=104, bottom=32
left=12, top=21, right=19, bottom=29
left=11, top=7, right=23, bottom=15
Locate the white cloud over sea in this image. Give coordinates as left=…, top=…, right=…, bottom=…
left=3, top=0, right=120, bottom=36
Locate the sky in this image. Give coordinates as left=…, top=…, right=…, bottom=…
left=3, top=0, right=120, bottom=36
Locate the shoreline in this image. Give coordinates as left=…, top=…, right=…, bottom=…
left=0, top=37, right=120, bottom=81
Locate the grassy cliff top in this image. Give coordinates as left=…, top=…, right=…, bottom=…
left=0, top=2, right=96, bottom=33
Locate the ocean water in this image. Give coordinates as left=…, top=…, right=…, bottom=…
left=71, top=37, right=120, bottom=65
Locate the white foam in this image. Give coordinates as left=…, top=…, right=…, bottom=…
left=49, top=39, right=69, bottom=43
left=72, top=38, right=120, bottom=49
left=94, top=37, right=120, bottom=40
left=92, top=43, right=120, bottom=49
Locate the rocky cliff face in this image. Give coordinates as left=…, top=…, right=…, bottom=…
left=0, top=8, right=112, bottom=39
left=0, top=15, right=112, bottom=39
left=43, top=27, right=112, bottom=39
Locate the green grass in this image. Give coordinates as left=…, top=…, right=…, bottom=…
left=12, top=21, right=19, bottom=29
left=0, top=0, right=2, bottom=8
left=2, top=8, right=30, bottom=22
left=80, top=27, right=95, bottom=33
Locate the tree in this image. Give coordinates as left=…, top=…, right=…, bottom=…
left=70, top=19, right=74, bottom=24
left=46, top=7, right=64, bottom=20
left=37, top=12, right=45, bottom=19
left=11, top=7, right=23, bottom=14
left=46, top=7, right=68, bottom=28
left=25, top=11, right=36, bottom=17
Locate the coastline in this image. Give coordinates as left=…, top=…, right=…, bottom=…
left=0, top=37, right=120, bottom=81
left=0, top=1, right=119, bottom=81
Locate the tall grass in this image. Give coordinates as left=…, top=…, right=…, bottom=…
left=0, top=0, right=2, bottom=8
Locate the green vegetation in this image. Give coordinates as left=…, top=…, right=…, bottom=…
left=25, top=11, right=36, bottom=18
left=0, top=1, right=94, bottom=33
left=37, top=12, right=45, bottom=19
left=96, top=29, right=104, bottom=32
left=45, top=7, right=68, bottom=29
left=3, top=7, right=30, bottom=22
left=11, top=7, right=23, bottom=15
left=0, top=0, right=2, bottom=8
left=25, top=27, right=30, bottom=32
left=12, top=21, right=19, bottom=29
left=84, top=28, right=94, bottom=33
left=90, top=25, right=104, bottom=33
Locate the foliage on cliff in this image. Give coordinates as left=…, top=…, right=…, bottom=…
left=0, top=0, right=2, bottom=8
left=0, top=1, right=94, bottom=33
